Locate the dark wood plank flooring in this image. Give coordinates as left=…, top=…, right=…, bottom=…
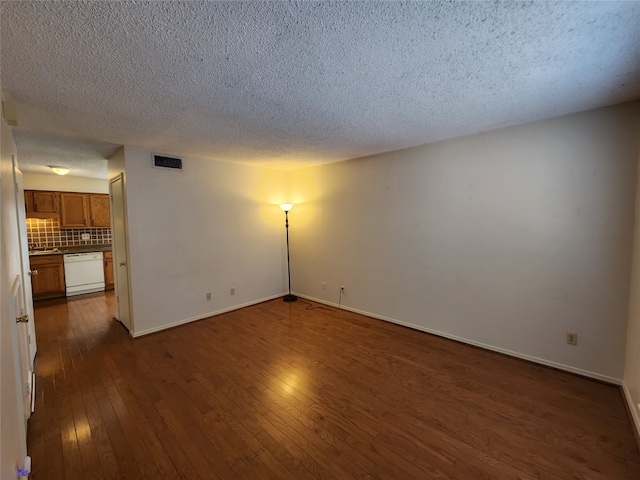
left=27, top=292, right=640, bottom=479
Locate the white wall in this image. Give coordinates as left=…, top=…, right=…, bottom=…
left=289, top=103, right=640, bottom=382
left=0, top=115, right=27, bottom=478
left=117, top=146, right=288, bottom=335
left=107, top=146, right=125, bottom=180
left=624, top=132, right=640, bottom=438
left=22, top=172, right=108, bottom=193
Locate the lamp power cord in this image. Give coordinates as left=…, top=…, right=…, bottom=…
left=298, top=287, right=343, bottom=312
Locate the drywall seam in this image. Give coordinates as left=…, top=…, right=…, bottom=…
left=130, top=292, right=286, bottom=338
left=297, top=293, right=622, bottom=385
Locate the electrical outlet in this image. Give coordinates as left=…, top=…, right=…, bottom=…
left=206, top=293, right=212, bottom=301
left=566, top=332, right=578, bottom=346
left=230, top=287, right=235, bottom=295
left=322, top=282, right=327, bottom=290
left=341, top=285, right=346, bottom=294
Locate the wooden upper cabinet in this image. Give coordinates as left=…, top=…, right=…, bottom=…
left=60, top=192, right=111, bottom=229
left=32, top=191, right=58, bottom=213
left=60, top=193, right=89, bottom=228
left=25, top=190, right=60, bottom=218
left=24, top=191, right=33, bottom=212
left=88, top=194, right=111, bottom=227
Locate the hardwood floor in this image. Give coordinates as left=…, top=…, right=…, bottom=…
left=28, top=292, right=640, bottom=479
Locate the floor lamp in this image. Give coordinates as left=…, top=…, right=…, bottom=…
left=281, top=203, right=297, bottom=302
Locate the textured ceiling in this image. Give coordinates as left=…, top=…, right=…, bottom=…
left=2, top=1, right=640, bottom=174
left=12, top=132, right=117, bottom=179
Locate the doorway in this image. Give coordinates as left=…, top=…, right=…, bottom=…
left=109, top=174, right=132, bottom=332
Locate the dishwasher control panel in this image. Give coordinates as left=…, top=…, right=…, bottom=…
left=63, top=252, right=103, bottom=262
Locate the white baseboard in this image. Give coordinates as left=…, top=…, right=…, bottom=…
left=622, top=383, right=640, bottom=444
left=131, top=290, right=622, bottom=385
left=297, top=293, right=622, bottom=385
left=131, top=292, right=286, bottom=338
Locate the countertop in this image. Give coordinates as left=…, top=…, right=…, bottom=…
left=29, top=244, right=112, bottom=257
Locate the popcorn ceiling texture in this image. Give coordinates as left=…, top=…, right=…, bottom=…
left=2, top=1, right=640, bottom=171
left=13, top=132, right=118, bottom=179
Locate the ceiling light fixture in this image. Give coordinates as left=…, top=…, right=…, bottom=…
left=49, top=165, right=70, bottom=176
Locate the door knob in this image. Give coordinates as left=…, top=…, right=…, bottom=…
left=16, top=314, right=29, bottom=323
left=28, top=270, right=38, bottom=276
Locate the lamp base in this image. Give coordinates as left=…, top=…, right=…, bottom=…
left=283, top=294, right=298, bottom=302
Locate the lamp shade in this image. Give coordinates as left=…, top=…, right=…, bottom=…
left=280, top=203, right=294, bottom=212
left=49, top=166, right=70, bottom=176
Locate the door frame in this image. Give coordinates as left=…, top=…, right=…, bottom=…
left=12, top=155, right=36, bottom=365
left=109, top=173, right=134, bottom=333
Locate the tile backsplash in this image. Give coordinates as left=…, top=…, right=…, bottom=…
left=26, top=218, right=111, bottom=248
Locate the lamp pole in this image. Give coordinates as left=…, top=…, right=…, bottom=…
left=281, top=204, right=297, bottom=302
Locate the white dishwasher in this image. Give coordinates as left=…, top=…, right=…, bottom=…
left=64, top=252, right=105, bottom=296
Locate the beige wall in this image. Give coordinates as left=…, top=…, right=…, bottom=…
left=114, top=146, right=288, bottom=336
left=107, top=146, right=125, bottom=181
left=289, top=102, right=640, bottom=382
left=23, top=172, right=108, bottom=193
left=624, top=132, right=640, bottom=437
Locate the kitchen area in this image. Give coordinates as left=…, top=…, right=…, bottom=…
left=25, top=186, right=113, bottom=301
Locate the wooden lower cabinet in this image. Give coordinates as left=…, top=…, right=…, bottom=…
left=104, top=251, right=114, bottom=290
left=30, top=254, right=65, bottom=300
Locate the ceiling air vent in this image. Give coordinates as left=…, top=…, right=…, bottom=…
left=153, top=155, right=182, bottom=170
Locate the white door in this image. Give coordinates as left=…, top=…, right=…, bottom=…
left=110, top=174, right=132, bottom=331
left=11, top=275, right=34, bottom=422
left=12, top=156, right=37, bottom=364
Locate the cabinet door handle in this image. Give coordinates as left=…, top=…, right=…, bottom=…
left=119, top=262, right=126, bottom=266
left=34, top=203, right=38, bottom=212
left=16, top=314, right=29, bottom=324
left=91, top=219, right=95, bottom=226
left=29, top=270, right=38, bottom=276
left=83, top=219, right=87, bottom=225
